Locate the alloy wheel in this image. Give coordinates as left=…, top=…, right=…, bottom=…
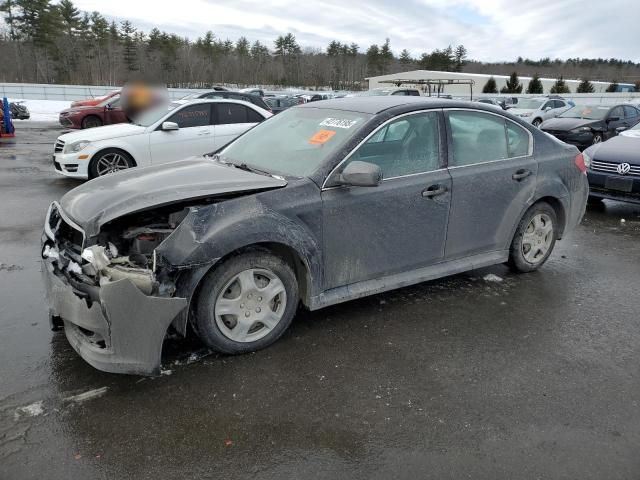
left=96, top=153, right=131, bottom=176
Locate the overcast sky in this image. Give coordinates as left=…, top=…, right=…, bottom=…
left=73, top=0, right=640, bottom=62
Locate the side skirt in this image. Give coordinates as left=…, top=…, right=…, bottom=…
left=308, top=250, right=509, bottom=311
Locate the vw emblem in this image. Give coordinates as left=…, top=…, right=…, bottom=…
left=617, top=163, right=631, bottom=175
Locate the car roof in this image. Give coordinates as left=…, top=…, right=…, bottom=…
left=297, top=96, right=454, bottom=114
left=171, top=98, right=265, bottom=109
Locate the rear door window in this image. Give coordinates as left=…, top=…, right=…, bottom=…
left=447, top=111, right=509, bottom=166
left=506, top=122, right=530, bottom=157
left=167, top=103, right=211, bottom=128
left=215, top=103, right=253, bottom=124
left=623, top=106, right=638, bottom=119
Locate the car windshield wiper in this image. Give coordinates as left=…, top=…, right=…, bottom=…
left=230, top=162, right=273, bottom=177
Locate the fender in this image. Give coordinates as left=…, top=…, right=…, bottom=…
left=156, top=195, right=323, bottom=334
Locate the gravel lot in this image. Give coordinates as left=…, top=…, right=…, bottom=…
left=1, top=121, right=640, bottom=479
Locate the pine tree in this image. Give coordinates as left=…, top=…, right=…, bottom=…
left=482, top=76, right=498, bottom=94
left=235, top=36, right=249, bottom=57
left=526, top=73, right=544, bottom=94
left=550, top=75, right=570, bottom=94
left=576, top=78, right=595, bottom=93
left=14, top=0, right=59, bottom=46
left=399, top=49, right=412, bottom=68
left=366, top=44, right=379, bottom=76
left=501, top=71, right=522, bottom=93
left=379, top=38, right=393, bottom=74
left=0, top=0, right=19, bottom=40
left=120, top=20, right=138, bottom=72
left=454, top=44, right=467, bottom=71
left=57, top=0, right=80, bottom=37
left=606, top=80, right=619, bottom=92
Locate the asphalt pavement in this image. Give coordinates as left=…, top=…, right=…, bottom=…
left=1, top=121, right=639, bottom=479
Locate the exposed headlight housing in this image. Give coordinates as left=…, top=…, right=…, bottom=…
left=65, top=140, right=90, bottom=153
left=582, top=151, right=592, bottom=168
left=570, top=126, right=591, bottom=133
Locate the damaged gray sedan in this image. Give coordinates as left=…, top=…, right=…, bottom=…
left=42, top=97, right=589, bottom=375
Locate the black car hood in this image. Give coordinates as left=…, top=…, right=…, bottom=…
left=588, top=135, right=640, bottom=164
left=541, top=117, right=602, bottom=131
left=60, top=157, right=287, bottom=237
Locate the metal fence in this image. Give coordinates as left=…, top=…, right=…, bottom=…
left=482, top=93, right=640, bottom=106
left=0, top=82, right=204, bottom=101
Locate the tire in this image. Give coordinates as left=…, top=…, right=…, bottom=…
left=81, top=115, right=103, bottom=129
left=194, top=250, right=299, bottom=355
left=508, top=202, right=558, bottom=273
left=532, top=118, right=542, bottom=128
left=88, top=148, right=135, bottom=178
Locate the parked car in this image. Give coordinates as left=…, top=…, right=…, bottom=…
left=42, top=97, right=588, bottom=375
left=509, top=97, right=573, bottom=127
left=71, top=90, right=120, bottom=108
left=540, top=104, right=640, bottom=149
left=180, top=90, right=271, bottom=112
left=52, top=99, right=271, bottom=179
left=264, top=95, right=304, bottom=114
left=476, top=98, right=506, bottom=110
left=9, top=101, right=30, bottom=120
left=59, top=94, right=128, bottom=129
left=582, top=123, right=640, bottom=204
left=239, top=88, right=265, bottom=97
left=355, top=87, right=422, bottom=97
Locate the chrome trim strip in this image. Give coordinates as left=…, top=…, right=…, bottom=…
left=321, top=108, right=444, bottom=190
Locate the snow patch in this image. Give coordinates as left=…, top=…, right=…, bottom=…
left=15, top=400, right=44, bottom=419
left=12, top=99, right=71, bottom=122
left=483, top=274, right=503, bottom=283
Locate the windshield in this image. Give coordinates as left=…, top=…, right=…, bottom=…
left=98, top=94, right=120, bottom=107
left=179, top=92, right=204, bottom=100
left=516, top=99, right=545, bottom=109
left=132, top=102, right=180, bottom=127
left=219, top=107, right=372, bottom=177
left=558, top=105, right=609, bottom=120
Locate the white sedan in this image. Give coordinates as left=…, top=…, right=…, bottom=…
left=52, top=99, right=272, bottom=179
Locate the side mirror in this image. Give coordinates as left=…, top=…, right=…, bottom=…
left=544, top=106, right=552, bottom=111
left=161, top=121, right=179, bottom=131
left=337, top=161, right=382, bottom=187
left=105, top=104, right=114, bottom=110
left=607, top=116, right=620, bottom=122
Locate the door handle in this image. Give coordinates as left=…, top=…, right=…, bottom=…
left=512, top=169, right=532, bottom=181
left=422, top=185, right=448, bottom=198
left=197, top=130, right=211, bottom=136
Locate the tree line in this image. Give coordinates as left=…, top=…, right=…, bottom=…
left=1, top=0, right=639, bottom=90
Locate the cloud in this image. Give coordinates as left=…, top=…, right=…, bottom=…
left=73, top=0, right=640, bottom=62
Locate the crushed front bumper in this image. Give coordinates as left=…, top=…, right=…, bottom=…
left=42, top=258, right=187, bottom=375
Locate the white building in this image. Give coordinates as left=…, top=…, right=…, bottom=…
left=366, top=70, right=630, bottom=97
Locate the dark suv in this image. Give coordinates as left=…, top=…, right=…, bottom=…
left=181, top=90, right=271, bottom=112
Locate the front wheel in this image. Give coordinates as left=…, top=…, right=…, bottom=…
left=194, top=250, right=299, bottom=354
left=532, top=118, right=542, bottom=127
left=88, top=149, right=134, bottom=178
left=82, top=115, right=103, bottom=129
left=508, top=202, right=558, bottom=273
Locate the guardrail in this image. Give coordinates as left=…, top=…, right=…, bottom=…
left=481, top=93, right=640, bottom=106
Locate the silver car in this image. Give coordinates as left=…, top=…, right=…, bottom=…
left=509, top=97, right=574, bottom=127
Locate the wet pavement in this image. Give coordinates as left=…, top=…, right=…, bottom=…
left=1, top=122, right=640, bottom=479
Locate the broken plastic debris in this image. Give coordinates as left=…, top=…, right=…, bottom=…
left=483, top=274, right=503, bottom=283
left=81, top=245, right=110, bottom=270
left=66, top=261, right=82, bottom=275
left=42, top=245, right=59, bottom=260
left=64, top=387, right=108, bottom=403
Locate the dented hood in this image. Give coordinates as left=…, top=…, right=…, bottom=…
left=59, top=157, right=287, bottom=237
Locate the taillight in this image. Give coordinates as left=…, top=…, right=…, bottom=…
left=574, top=153, right=587, bottom=173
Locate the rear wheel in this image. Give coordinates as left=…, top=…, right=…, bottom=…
left=88, top=149, right=134, bottom=178
left=194, top=250, right=299, bottom=354
left=508, top=202, right=557, bottom=272
left=81, top=115, right=103, bottom=129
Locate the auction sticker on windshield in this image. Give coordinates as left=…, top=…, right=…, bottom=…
left=309, top=129, right=337, bottom=145
left=319, top=118, right=359, bottom=129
